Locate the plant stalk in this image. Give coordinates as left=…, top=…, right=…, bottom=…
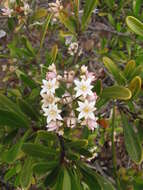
left=111, top=105, right=122, bottom=190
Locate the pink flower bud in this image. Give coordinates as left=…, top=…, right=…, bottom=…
left=86, top=72, right=96, bottom=81
left=46, top=121, right=58, bottom=131
left=46, top=72, right=56, bottom=80
left=86, top=118, right=98, bottom=131
left=87, top=92, right=98, bottom=102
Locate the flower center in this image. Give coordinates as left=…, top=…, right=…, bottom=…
left=81, top=85, right=87, bottom=92
left=83, top=107, right=89, bottom=113
left=47, top=83, right=52, bottom=90
left=50, top=109, right=57, bottom=117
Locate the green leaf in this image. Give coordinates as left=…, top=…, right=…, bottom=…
left=33, top=161, right=58, bottom=175
left=22, top=36, right=35, bottom=57
left=65, top=139, right=88, bottom=149
left=130, top=65, right=143, bottom=79
left=68, top=168, right=82, bottom=190
left=0, top=109, right=29, bottom=128
left=95, top=173, right=115, bottom=190
left=123, top=60, right=136, bottom=80
left=101, top=86, right=132, bottom=100
left=16, top=70, right=37, bottom=89
left=79, top=164, right=101, bottom=190
left=2, top=130, right=30, bottom=163
left=20, top=157, right=33, bottom=189
left=55, top=168, right=64, bottom=190
left=103, top=56, right=125, bottom=85
left=4, top=168, right=17, bottom=181
left=128, top=76, right=142, bottom=98
left=33, top=8, right=48, bottom=19
left=18, top=98, right=39, bottom=121
left=59, top=11, right=77, bottom=34
left=40, top=14, right=52, bottom=51
left=0, top=94, right=29, bottom=121
left=62, top=167, right=71, bottom=190
left=126, top=16, right=143, bottom=36
left=121, top=113, right=142, bottom=163
left=51, top=44, right=58, bottom=63
left=93, top=79, right=102, bottom=96
left=22, top=143, right=58, bottom=159
left=44, top=167, right=60, bottom=187
left=37, top=130, right=57, bottom=141
left=81, top=0, right=97, bottom=31
left=133, top=0, right=142, bottom=16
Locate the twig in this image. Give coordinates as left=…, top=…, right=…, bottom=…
left=88, top=25, right=129, bottom=37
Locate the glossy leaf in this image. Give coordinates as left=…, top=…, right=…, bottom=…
left=103, top=56, right=125, bottom=85
left=126, top=16, right=143, bottom=37
left=33, top=161, right=58, bottom=175
left=22, top=143, right=58, bottom=159
left=121, top=113, right=142, bottom=163
left=123, top=60, right=136, bottom=80
left=128, top=76, right=142, bottom=98
left=101, top=86, right=132, bottom=100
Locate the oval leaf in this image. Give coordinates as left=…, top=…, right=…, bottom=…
left=22, top=143, right=58, bottom=159
left=126, top=16, right=143, bottom=36
left=20, top=157, right=33, bottom=189
left=103, top=56, right=125, bottom=85
left=128, top=76, right=142, bottom=98
left=101, top=86, right=132, bottom=100
left=0, top=109, right=29, bottom=128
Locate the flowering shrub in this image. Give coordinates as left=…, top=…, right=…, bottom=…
left=0, top=0, right=143, bottom=190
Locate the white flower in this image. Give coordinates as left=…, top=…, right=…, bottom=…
left=74, top=78, right=93, bottom=98
left=22, top=3, right=31, bottom=15
left=48, top=0, right=63, bottom=18
left=41, top=93, right=59, bottom=108
left=43, top=104, right=63, bottom=123
left=40, top=79, right=59, bottom=95
left=81, top=65, right=88, bottom=74
left=77, top=100, right=96, bottom=120
left=48, top=63, right=56, bottom=72
left=2, top=8, right=13, bottom=17
left=68, top=42, right=78, bottom=56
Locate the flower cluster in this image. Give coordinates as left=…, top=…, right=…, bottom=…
left=74, top=66, right=98, bottom=130
left=1, top=0, right=31, bottom=18
left=41, top=64, right=63, bottom=132
left=48, top=0, right=63, bottom=22
left=68, top=42, right=82, bottom=56
left=41, top=64, right=98, bottom=134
